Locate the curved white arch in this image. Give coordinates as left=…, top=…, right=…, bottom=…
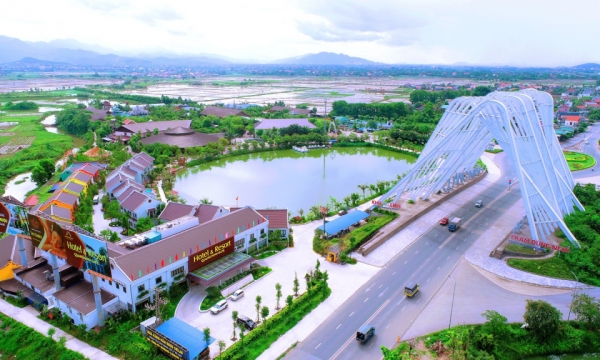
left=381, top=90, right=583, bottom=247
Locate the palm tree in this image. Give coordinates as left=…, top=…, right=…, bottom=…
left=255, top=296, right=262, bottom=323
left=350, top=193, right=360, bottom=206
left=231, top=311, right=238, bottom=341
left=358, top=184, right=368, bottom=198
left=298, top=209, right=304, bottom=219
left=343, top=196, right=352, bottom=208
left=369, top=184, right=377, bottom=196
left=218, top=340, right=226, bottom=358
left=275, top=283, right=282, bottom=310
left=200, top=198, right=213, bottom=205
left=310, top=205, right=320, bottom=219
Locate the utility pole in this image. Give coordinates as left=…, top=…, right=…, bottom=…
left=145, top=287, right=168, bottom=324
left=567, top=271, right=579, bottom=321
left=448, top=276, right=457, bottom=329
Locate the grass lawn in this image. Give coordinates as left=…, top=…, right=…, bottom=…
left=254, top=250, right=279, bottom=260
left=200, top=293, right=225, bottom=311
left=564, top=151, right=596, bottom=171
left=504, top=243, right=545, bottom=255
left=507, top=255, right=576, bottom=280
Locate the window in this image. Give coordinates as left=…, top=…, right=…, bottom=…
left=138, top=284, right=145, bottom=292
left=171, top=267, right=184, bottom=277
left=102, top=278, right=105, bottom=282
left=116, top=282, right=120, bottom=290
left=123, top=286, right=127, bottom=293
left=155, top=276, right=162, bottom=284
left=109, top=280, right=112, bottom=286
left=260, top=228, right=265, bottom=235
left=281, top=230, right=287, bottom=237
left=235, top=239, right=245, bottom=248
left=250, top=233, right=255, bottom=240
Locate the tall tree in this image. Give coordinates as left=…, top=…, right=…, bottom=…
left=523, top=300, right=562, bottom=341
left=275, top=283, right=282, bottom=310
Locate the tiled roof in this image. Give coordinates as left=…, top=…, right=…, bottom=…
left=106, top=173, right=126, bottom=191
left=255, top=119, right=315, bottom=130
left=111, top=165, right=137, bottom=179
left=61, top=181, right=85, bottom=195
left=255, top=209, right=289, bottom=229
left=200, top=106, right=249, bottom=118
left=134, top=152, right=154, bottom=164
left=69, top=171, right=93, bottom=184
left=48, top=191, right=78, bottom=207
left=193, top=204, right=221, bottom=223
left=79, top=164, right=101, bottom=175
left=564, top=115, right=581, bottom=121
left=53, top=280, right=116, bottom=315
left=40, top=204, right=72, bottom=221
left=119, top=120, right=192, bottom=134
left=158, top=202, right=194, bottom=221
left=113, top=207, right=266, bottom=279
left=140, top=131, right=223, bottom=148
left=120, top=191, right=151, bottom=212
left=117, top=185, right=145, bottom=203
left=113, top=180, right=143, bottom=197
left=16, top=262, right=55, bottom=293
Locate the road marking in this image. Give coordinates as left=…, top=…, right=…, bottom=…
left=369, top=342, right=374, bottom=349
left=316, top=343, right=321, bottom=350
left=464, top=239, right=466, bottom=242
left=447, top=256, right=450, bottom=260
left=364, top=298, right=369, bottom=303
left=379, top=284, right=383, bottom=288
left=425, top=241, right=428, bottom=245
left=349, top=312, right=354, bottom=317
left=427, top=278, right=430, bottom=283
left=401, top=306, right=406, bottom=312
left=456, top=247, right=459, bottom=250
left=330, top=300, right=390, bottom=360
left=415, top=250, right=419, bottom=254
left=386, top=323, right=391, bottom=329
left=336, top=324, right=341, bottom=329
left=379, top=287, right=389, bottom=297
left=392, top=271, right=396, bottom=275
left=437, top=267, right=440, bottom=270
left=404, top=260, right=408, bottom=264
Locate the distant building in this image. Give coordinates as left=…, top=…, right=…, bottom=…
left=130, top=105, right=148, bottom=116
left=104, top=120, right=192, bottom=143
left=255, top=118, right=316, bottom=130
left=200, top=106, right=250, bottom=118
left=267, top=106, right=312, bottom=116
left=139, top=127, right=224, bottom=150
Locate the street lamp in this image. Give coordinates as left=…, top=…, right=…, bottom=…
left=567, top=271, right=579, bottom=321
left=448, top=275, right=457, bottom=329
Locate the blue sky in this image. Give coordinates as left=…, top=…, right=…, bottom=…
left=0, top=0, right=597, bottom=66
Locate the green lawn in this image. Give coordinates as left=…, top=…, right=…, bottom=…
left=504, top=243, right=545, bottom=255
left=200, top=293, right=225, bottom=311
left=507, top=255, right=576, bottom=280
left=564, top=151, right=596, bottom=171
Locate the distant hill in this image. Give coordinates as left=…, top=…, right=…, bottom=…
left=572, top=63, right=600, bottom=69
left=273, top=52, right=381, bottom=65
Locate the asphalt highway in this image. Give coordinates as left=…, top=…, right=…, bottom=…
left=287, top=154, right=522, bottom=360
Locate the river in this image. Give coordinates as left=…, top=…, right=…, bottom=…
left=175, top=147, right=415, bottom=214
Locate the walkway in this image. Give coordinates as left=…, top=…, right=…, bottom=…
left=157, top=180, right=168, bottom=203
left=0, top=299, right=117, bottom=360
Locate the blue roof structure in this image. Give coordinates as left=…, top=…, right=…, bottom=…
left=317, top=210, right=370, bottom=236
left=156, top=318, right=215, bottom=358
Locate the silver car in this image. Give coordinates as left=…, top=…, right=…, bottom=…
left=210, top=299, right=228, bottom=315
left=230, top=289, right=244, bottom=301
left=475, top=200, right=483, bottom=208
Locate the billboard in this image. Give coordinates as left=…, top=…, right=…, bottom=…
left=27, top=214, right=112, bottom=278
left=0, top=201, right=31, bottom=236
left=147, top=327, right=189, bottom=360
left=188, top=237, right=234, bottom=272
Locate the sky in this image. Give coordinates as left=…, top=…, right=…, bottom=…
left=0, top=0, right=598, bottom=66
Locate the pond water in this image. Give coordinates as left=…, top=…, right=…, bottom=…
left=527, top=354, right=600, bottom=360
left=175, top=147, right=415, bottom=214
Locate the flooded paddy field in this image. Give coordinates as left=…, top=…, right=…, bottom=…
left=0, top=77, right=119, bottom=93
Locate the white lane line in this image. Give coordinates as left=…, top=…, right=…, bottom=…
left=464, top=239, right=466, bottom=242
left=455, top=247, right=459, bottom=250
left=437, top=267, right=441, bottom=270
left=401, top=306, right=406, bottom=312
left=427, top=278, right=430, bottom=283
left=386, top=323, right=391, bottom=329
left=392, top=271, right=396, bottom=275
left=364, top=297, right=369, bottom=303
left=415, top=250, right=419, bottom=254
left=316, top=343, right=321, bottom=350
left=404, top=260, right=408, bottom=264
left=379, top=287, right=389, bottom=297
left=336, top=324, right=341, bottom=329
left=379, top=284, right=383, bottom=288
left=425, top=241, right=429, bottom=245
left=447, top=256, right=450, bottom=260
left=349, top=312, right=354, bottom=317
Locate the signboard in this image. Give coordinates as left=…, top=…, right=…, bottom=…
left=147, top=327, right=188, bottom=360
left=0, top=201, right=30, bottom=236
left=28, top=214, right=67, bottom=258
left=509, top=234, right=570, bottom=253
left=188, top=237, right=234, bottom=273
left=27, top=214, right=112, bottom=278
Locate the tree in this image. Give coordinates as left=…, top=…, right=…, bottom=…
left=293, top=272, right=300, bottom=296
left=298, top=208, right=304, bottom=219
left=136, top=217, right=154, bottom=233
left=39, top=159, right=56, bottom=177
left=350, top=192, right=360, bottom=205
left=202, top=327, right=211, bottom=346
left=275, top=283, right=282, bottom=310
left=261, top=306, right=270, bottom=325
left=99, top=229, right=119, bottom=242
left=231, top=310, right=238, bottom=340
left=285, top=294, right=293, bottom=308
left=218, top=340, right=226, bottom=358
left=523, top=299, right=562, bottom=341
left=105, top=200, right=121, bottom=222
left=472, top=86, right=492, bottom=97
left=32, top=165, right=51, bottom=187
left=255, top=295, right=262, bottom=323
left=481, top=310, right=508, bottom=338
left=200, top=198, right=213, bottom=205
left=369, top=184, right=377, bottom=196
left=571, top=293, right=600, bottom=329
left=358, top=184, right=368, bottom=198
left=238, top=323, right=246, bottom=349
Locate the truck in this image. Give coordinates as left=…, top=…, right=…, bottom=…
left=448, top=217, right=461, bottom=232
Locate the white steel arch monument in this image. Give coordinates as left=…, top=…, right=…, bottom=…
left=380, top=89, right=583, bottom=247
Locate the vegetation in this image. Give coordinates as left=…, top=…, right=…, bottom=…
left=564, top=151, right=596, bottom=171
left=56, top=106, right=91, bottom=136
left=1, top=101, right=39, bottom=111
left=507, top=184, right=600, bottom=286
left=219, top=261, right=331, bottom=360
left=73, top=183, right=99, bottom=233
left=0, top=313, right=87, bottom=360
left=503, top=243, right=547, bottom=255
left=31, top=158, right=57, bottom=186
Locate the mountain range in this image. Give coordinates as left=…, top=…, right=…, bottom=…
left=0, top=36, right=381, bottom=67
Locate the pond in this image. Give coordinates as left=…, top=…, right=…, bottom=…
left=175, top=147, right=416, bottom=215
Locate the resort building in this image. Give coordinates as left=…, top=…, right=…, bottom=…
left=254, top=118, right=316, bottom=130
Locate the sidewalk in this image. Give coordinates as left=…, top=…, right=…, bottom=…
left=353, top=154, right=502, bottom=267
left=157, top=180, right=167, bottom=203
left=0, top=299, right=117, bottom=360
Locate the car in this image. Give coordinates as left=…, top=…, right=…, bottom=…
left=439, top=217, right=449, bottom=226
left=356, top=324, right=375, bottom=344
left=237, top=315, right=257, bottom=330
left=338, top=209, right=348, bottom=216
left=210, top=299, right=228, bottom=315
left=475, top=200, right=483, bottom=208
left=230, top=289, right=244, bottom=301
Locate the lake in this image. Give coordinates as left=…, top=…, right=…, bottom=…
left=175, top=147, right=416, bottom=215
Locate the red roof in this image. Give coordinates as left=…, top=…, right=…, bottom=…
left=122, top=119, right=136, bottom=125
left=24, top=194, right=39, bottom=206
left=563, top=116, right=581, bottom=122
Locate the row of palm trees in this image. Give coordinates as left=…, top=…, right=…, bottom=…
left=297, top=173, right=408, bottom=219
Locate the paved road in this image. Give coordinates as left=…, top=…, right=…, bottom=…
left=287, top=154, right=521, bottom=360
left=573, top=123, right=600, bottom=178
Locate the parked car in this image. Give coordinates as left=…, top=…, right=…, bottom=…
left=237, top=315, right=257, bottom=330
left=210, top=299, right=228, bottom=315
left=439, top=217, right=449, bottom=226
left=475, top=200, right=483, bottom=208
left=230, top=289, right=244, bottom=301
left=338, top=209, right=348, bottom=216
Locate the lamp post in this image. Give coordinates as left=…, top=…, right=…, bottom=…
left=567, top=271, right=579, bottom=321
left=448, top=276, right=457, bottom=329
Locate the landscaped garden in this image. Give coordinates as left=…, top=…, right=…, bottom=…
left=564, top=151, right=596, bottom=171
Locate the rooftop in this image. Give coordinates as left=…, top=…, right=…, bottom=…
left=118, top=120, right=192, bottom=134
left=201, top=106, right=250, bottom=118
left=140, top=130, right=223, bottom=149
left=53, top=280, right=116, bottom=315
left=255, top=118, right=315, bottom=130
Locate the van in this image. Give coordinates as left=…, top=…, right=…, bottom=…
left=93, top=195, right=100, bottom=205
left=356, top=324, right=375, bottom=344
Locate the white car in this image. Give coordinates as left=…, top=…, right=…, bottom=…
left=230, top=289, right=244, bottom=301
left=210, top=299, right=228, bottom=315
